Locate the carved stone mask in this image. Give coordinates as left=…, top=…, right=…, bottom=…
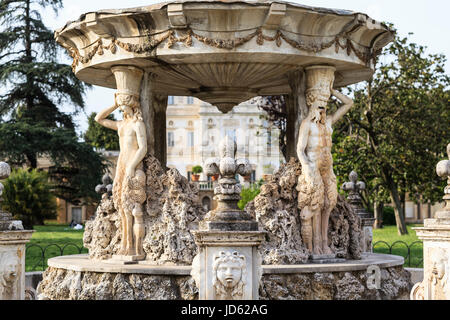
left=217, top=260, right=243, bottom=288
left=213, top=251, right=246, bottom=290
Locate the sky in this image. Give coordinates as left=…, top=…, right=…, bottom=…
left=41, top=0, right=450, bottom=135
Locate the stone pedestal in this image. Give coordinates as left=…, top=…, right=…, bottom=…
left=191, top=230, right=265, bottom=300
left=191, top=136, right=266, bottom=300
left=361, top=217, right=376, bottom=253
left=0, top=161, right=35, bottom=300
left=342, top=171, right=375, bottom=254
left=0, top=230, right=34, bottom=300
left=411, top=143, right=450, bottom=300
left=411, top=220, right=450, bottom=300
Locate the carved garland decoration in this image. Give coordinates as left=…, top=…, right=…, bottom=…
left=66, top=26, right=376, bottom=72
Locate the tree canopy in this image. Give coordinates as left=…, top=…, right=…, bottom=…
left=0, top=0, right=105, bottom=203
left=332, top=34, right=450, bottom=234
left=2, top=168, right=57, bottom=229
left=253, top=32, right=449, bottom=235
left=84, top=112, right=120, bottom=151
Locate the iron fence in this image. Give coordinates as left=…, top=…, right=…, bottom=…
left=372, top=240, right=423, bottom=268
left=25, top=241, right=423, bottom=271
left=25, top=243, right=88, bottom=271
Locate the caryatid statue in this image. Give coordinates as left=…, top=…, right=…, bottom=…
left=296, top=66, right=354, bottom=257
left=95, top=66, right=147, bottom=260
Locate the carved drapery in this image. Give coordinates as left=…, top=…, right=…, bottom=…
left=65, top=22, right=379, bottom=72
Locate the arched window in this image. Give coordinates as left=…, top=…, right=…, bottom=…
left=202, top=196, right=211, bottom=211
left=167, top=132, right=174, bottom=147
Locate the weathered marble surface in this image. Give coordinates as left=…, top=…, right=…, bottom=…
left=411, top=143, right=450, bottom=300
left=260, top=266, right=411, bottom=300
left=54, top=0, right=394, bottom=110
left=84, top=155, right=205, bottom=265
left=37, top=267, right=198, bottom=300
left=37, top=254, right=411, bottom=300
left=342, top=171, right=375, bottom=253
left=245, top=159, right=362, bottom=265
left=0, top=162, right=34, bottom=300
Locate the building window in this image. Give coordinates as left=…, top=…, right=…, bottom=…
left=187, top=96, right=194, bottom=104
left=188, top=120, right=193, bottom=127
left=71, top=207, right=82, bottom=224
left=187, top=132, right=194, bottom=147
left=168, top=132, right=174, bottom=147
left=225, top=129, right=236, bottom=141
left=202, top=196, right=211, bottom=211
left=168, top=96, right=174, bottom=105
left=267, top=130, right=272, bottom=156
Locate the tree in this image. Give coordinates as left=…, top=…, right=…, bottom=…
left=250, top=33, right=449, bottom=235
left=2, top=168, right=57, bottom=229
left=332, top=34, right=450, bottom=235
left=84, top=112, right=120, bottom=150
left=0, top=0, right=106, bottom=203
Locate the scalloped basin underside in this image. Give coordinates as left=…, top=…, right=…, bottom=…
left=55, top=0, right=393, bottom=107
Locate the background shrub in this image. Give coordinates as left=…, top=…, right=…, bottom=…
left=2, top=169, right=57, bottom=229
left=238, top=181, right=263, bottom=210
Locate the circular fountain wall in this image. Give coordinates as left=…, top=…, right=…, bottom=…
left=37, top=253, right=410, bottom=300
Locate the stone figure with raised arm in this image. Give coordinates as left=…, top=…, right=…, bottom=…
left=296, top=66, right=354, bottom=257
left=95, top=66, right=147, bottom=260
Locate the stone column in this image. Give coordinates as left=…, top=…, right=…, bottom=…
left=285, top=69, right=308, bottom=161
left=411, top=143, right=450, bottom=300
left=140, top=72, right=168, bottom=169
left=342, top=171, right=375, bottom=253
left=191, top=136, right=265, bottom=300
left=0, top=162, right=34, bottom=300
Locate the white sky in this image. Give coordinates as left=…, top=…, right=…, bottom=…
left=41, top=0, right=450, bottom=135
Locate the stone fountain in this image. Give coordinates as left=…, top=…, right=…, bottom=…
left=36, top=0, right=411, bottom=300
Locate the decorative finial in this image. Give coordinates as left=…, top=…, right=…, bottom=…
left=201, top=136, right=256, bottom=231
left=342, top=170, right=369, bottom=218
left=435, top=143, right=450, bottom=220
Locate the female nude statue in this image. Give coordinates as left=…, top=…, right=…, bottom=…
left=95, top=91, right=147, bottom=257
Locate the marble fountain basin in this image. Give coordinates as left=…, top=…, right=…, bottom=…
left=54, top=0, right=394, bottom=112
left=37, top=253, right=412, bottom=300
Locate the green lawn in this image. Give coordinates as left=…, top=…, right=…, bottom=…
left=26, top=223, right=87, bottom=271
left=373, top=224, right=423, bottom=268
